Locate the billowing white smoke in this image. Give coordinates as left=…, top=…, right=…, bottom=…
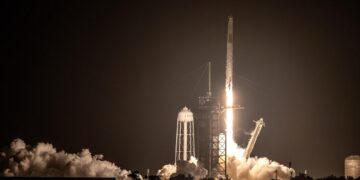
left=225, top=125, right=295, bottom=180
left=157, top=164, right=176, bottom=179
left=0, top=139, right=131, bottom=180
left=157, top=156, right=207, bottom=180
left=0, top=137, right=294, bottom=180
left=227, top=155, right=295, bottom=180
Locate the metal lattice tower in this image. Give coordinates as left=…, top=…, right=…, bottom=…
left=195, top=62, right=226, bottom=176
left=196, top=95, right=223, bottom=176
left=175, top=107, right=195, bottom=163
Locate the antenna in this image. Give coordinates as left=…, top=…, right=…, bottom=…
left=207, top=61, right=212, bottom=97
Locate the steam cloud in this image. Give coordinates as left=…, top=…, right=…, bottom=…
left=157, top=154, right=294, bottom=180
left=157, top=164, right=176, bottom=179
left=223, top=120, right=295, bottom=180
left=0, top=139, right=130, bottom=179
left=227, top=154, right=295, bottom=180
left=0, top=139, right=294, bottom=180
left=157, top=156, right=207, bottom=180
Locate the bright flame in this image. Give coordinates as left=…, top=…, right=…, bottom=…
left=225, top=89, right=234, bottom=153
left=225, top=81, right=244, bottom=159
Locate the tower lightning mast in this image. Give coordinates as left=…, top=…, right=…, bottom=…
left=207, top=62, right=211, bottom=97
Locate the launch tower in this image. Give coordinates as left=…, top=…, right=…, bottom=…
left=195, top=63, right=223, bottom=176
left=195, top=16, right=236, bottom=177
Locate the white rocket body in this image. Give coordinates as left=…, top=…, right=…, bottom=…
left=226, top=16, right=233, bottom=95
left=225, top=16, right=236, bottom=154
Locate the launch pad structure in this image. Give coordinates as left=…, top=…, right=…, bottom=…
left=195, top=79, right=224, bottom=176
left=195, top=64, right=242, bottom=177
left=194, top=16, right=263, bottom=178
left=195, top=16, right=237, bottom=178
left=194, top=16, right=234, bottom=178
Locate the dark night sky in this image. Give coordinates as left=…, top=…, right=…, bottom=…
left=2, top=1, right=360, bottom=178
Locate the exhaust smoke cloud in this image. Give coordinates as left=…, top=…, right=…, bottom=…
left=223, top=118, right=295, bottom=180
left=0, top=139, right=130, bottom=180
left=227, top=156, right=294, bottom=180
left=157, top=156, right=207, bottom=180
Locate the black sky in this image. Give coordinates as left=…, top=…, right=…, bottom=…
left=2, top=1, right=360, bottom=178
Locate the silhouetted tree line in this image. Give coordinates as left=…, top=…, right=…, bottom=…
left=139, top=172, right=360, bottom=180
left=291, top=173, right=360, bottom=180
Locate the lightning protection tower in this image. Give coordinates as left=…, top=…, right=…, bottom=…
left=175, top=107, right=195, bottom=163
left=195, top=62, right=223, bottom=176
